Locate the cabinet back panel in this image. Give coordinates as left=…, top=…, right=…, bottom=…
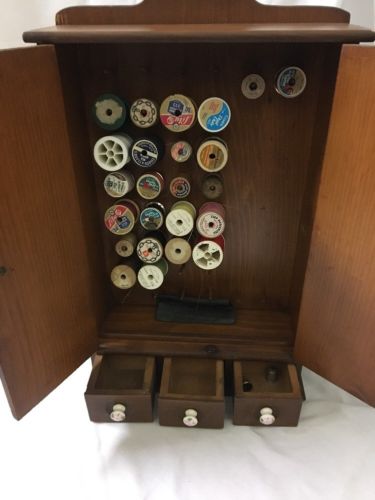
left=77, top=43, right=339, bottom=312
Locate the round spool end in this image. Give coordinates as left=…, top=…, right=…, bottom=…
left=202, top=175, right=224, bottom=200
left=93, top=94, right=127, bottom=131
left=165, top=238, right=192, bottom=265
left=198, top=97, right=231, bottom=133
left=138, top=261, right=167, bottom=290
left=276, top=66, right=307, bottom=99
left=130, top=98, right=158, bottom=128
left=160, top=94, right=196, bottom=133
left=111, top=265, right=137, bottom=289
left=115, top=233, right=137, bottom=258
left=192, top=238, right=224, bottom=270
left=171, top=141, right=193, bottom=163
left=241, top=74, right=266, bottom=100
left=94, top=134, right=133, bottom=172
left=197, top=138, right=228, bottom=173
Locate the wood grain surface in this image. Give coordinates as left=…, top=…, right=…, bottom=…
left=55, top=0, right=350, bottom=25
left=295, top=46, right=375, bottom=407
left=22, top=24, right=375, bottom=45
left=0, top=46, right=97, bottom=419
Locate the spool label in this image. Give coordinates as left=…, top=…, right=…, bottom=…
left=137, top=238, right=163, bottom=263
left=160, top=95, right=196, bottom=132
left=276, top=67, right=307, bottom=98
left=137, top=174, right=163, bottom=199
left=198, top=98, right=231, bottom=132
left=171, top=141, right=193, bottom=163
left=130, top=98, right=158, bottom=128
left=166, top=209, right=194, bottom=237
left=111, top=265, right=136, bottom=289
left=170, top=177, right=191, bottom=199
left=193, top=239, right=224, bottom=270
left=241, top=74, right=266, bottom=99
left=104, top=173, right=133, bottom=198
left=138, top=265, right=164, bottom=290
left=197, top=140, right=228, bottom=172
left=132, top=139, right=160, bottom=168
left=93, top=94, right=127, bottom=131
left=197, top=212, right=225, bottom=238
left=140, top=207, right=164, bottom=231
left=104, top=205, right=134, bottom=235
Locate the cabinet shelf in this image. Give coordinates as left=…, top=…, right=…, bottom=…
left=23, top=23, right=375, bottom=44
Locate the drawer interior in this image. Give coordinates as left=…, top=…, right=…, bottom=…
left=234, top=361, right=300, bottom=397
left=89, top=354, right=155, bottom=393
left=160, top=357, right=224, bottom=399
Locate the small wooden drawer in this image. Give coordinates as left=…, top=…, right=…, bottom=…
left=233, top=361, right=303, bottom=427
left=85, top=354, right=155, bottom=423
left=158, top=357, right=225, bottom=429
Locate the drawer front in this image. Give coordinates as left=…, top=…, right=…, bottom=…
left=158, top=398, right=225, bottom=429
left=233, top=397, right=302, bottom=427
left=85, top=393, right=153, bottom=423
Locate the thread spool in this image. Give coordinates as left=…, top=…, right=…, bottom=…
left=136, top=172, right=164, bottom=200
left=94, top=133, right=133, bottom=171
left=275, top=66, right=307, bottom=98
left=104, top=199, right=140, bottom=235
left=160, top=94, right=196, bottom=132
left=166, top=201, right=196, bottom=237
left=241, top=74, right=266, bottom=99
left=197, top=138, right=228, bottom=173
left=165, top=238, right=192, bottom=265
left=192, top=235, right=225, bottom=270
left=136, top=232, right=165, bottom=264
left=93, top=94, right=127, bottom=131
left=131, top=137, right=164, bottom=168
left=104, top=171, right=135, bottom=198
left=198, top=97, right=231, bottom=133
left=140, top=203, right=165, bottom=231
left=111, top=264, right=137, bottom=290
left=265, top=366, right=279, bottom=383
left=170, top=177, right=191, bottom=199
left=130, top=98, right=158, bottom=128
left=170, top=141, right=193, bottom=163
left=196, top=202, right=225, bottom=238
left=115, top=233, right=137, bottom=258
left=138, top=258, right=168, bottom=290
left=201, top=174, right=224, bottom=200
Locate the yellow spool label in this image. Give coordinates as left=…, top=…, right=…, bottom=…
left=197, top=139, right=228, bottom=172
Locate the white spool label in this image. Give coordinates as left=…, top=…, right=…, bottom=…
left=130, top=98, right=158, bottom=128
left=196, top=212, right=225, bottom=238
left=166, top=209, right=194, bottom=237
left=241, top=74, right=266, bottom=99
left=104, top=204, right=135, bottom=235
left=111, top=265, right=136, bottom=289
left=276, top=67, right=307, bottom=98
left=104, top=172, right=134, bottom=198
left=136, top=174, right=163, bottom=199
left=193, top=240, right=224, bottom=270
left=137, top=237, right=163, bottom=263
left=138, top=265, right=164, bottom=290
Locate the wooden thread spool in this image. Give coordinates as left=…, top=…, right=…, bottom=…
left=196, top=202, right=226, bottom=238
left=197, top=137, right=228, bottom=173
left=111, top=264, right=137, bottom=290
left=160, top=94, right=196, bottom=132
left=136, top=172, right=164, bottom=200
left=115, top=233, right=137, bottom=258
left=241, top=74, right=266, bottom=99
left=192, top=235, right=225, bottom=270
left=138, top=258, right=169, bottom=290
left=136, top=231, right=165, bottom=264
left=275, top=66, right=307, bottom=98
left=169, top=176, right=191, bottom=199
left=165, top=238, right=192, bottom=265
left=198, top=97, right=231, bottom=133
left=201, top=174, right=224, bottom=200
left=131, top=137, right=164, bottom=168
left=166, top=201, right=197, bottom=237
left=140, top=203, right=165, bottom=231
left=104, top=198, right=140, bottom=235
left=130, top=98, right=158, bottom=128
left=93, top=93, right=127, bottom=131
left=104, top=171, right=135, bottom=198
left=170, top=141, right=193, bottom=163
left=94, top=133, right=133, bottom=171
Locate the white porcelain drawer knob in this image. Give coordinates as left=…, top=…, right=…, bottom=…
left=259, top=407, right=275, bottom=426
left=110, top=403, right=126, bottom=422
left=183, top=409, right=198, bottom=427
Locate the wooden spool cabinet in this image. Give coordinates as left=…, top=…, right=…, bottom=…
left=0, top=0, right=375, bottom=428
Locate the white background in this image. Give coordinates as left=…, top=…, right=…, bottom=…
left=1, top=2, right=375, bottom=500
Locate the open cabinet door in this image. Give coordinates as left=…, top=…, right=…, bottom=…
left=0, top=46, right=98, bottom=419
left=294, top=46, right=375, bottom=406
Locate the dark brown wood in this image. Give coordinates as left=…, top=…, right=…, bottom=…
left=158, top=357, right=224, bottom=428
left=79, top=42, right=341, bottom=315
left=55, top=1, right=350, bottom=25
left=0, top=46, right=98, bottom=419
left=22, top=24, right=375, bottom=45
left=294, top=45, right=375, bottom=408
left=233, top=362, right=302, bottom=426
left=85, top=354, right=155, bottom=422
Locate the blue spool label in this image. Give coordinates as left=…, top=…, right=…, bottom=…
left=132, top=139, right=159, bottom=168
left=198, top=98, right=231, bottom=133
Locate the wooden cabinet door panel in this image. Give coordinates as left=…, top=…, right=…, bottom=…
left=294, top=46, right=375, bottom=406
left=0, top=46, right=97, bottom=419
